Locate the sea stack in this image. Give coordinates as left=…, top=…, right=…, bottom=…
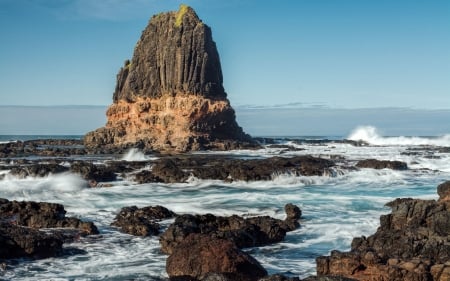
left=85, top=5, right=255, bottom=152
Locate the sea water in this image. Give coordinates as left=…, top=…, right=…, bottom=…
left=0, top=126, right=449, bottom=280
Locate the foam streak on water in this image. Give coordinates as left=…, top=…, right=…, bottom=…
left=0, top=127, right=449, bottom=280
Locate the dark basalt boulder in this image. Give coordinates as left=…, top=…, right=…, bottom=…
left=160, top=204, right=301, bottom=254
left=111, top=205, right=176, bottom=236
left=315, top=182, right=450, bottom=281
left=166, top=233, right=267, bottom=281
left=437, top=180, right=450, bottom=202
left=0, top=198, right=99, bottom=238
left=0, top=222, right=63, bottom=259
left=70, top=161, right=117, bottom=183
left=355, top=159, right=407, bottom=170
left=0, top=198, right=99, bottom=260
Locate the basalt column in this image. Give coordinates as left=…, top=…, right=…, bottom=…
left=85, top=5, right=255, bottom=152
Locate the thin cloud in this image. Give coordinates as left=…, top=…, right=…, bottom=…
left=26, top=0, right=174, bottom=21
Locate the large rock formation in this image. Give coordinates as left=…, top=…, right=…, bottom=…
left=85, top=5, right=255, bottom=152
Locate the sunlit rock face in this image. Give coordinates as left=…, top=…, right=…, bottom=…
left=85, top=5, right=255, bottom=152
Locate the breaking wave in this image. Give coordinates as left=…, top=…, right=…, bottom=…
left=347, top=126, right=450, bottom=146
left=121, top=148, right=156, bottom=161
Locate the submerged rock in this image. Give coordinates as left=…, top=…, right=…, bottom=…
left=85, top=5, right=256, bottom=152
left=166, top=233, right=267, bottom=281
left=315, top=182, right=450, bottom=281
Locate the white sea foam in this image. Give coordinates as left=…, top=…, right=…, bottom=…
left=348, top=125, right=450, bottom=146
left=121, top=148, right=156, bottom=161
left=0, top=173, right=88, bottom=203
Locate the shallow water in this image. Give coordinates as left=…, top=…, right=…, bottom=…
left=1, top=129, right=449, bottom=280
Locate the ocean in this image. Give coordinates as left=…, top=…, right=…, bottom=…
left=1, top=125, right=449, bottom=280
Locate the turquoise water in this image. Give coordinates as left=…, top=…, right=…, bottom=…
left=0, top=128, right=449, bottom=280
left=0, top=135, right=83, bottom=143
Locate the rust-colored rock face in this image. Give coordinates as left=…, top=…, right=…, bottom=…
left=85, top=5, right=254, bottom=152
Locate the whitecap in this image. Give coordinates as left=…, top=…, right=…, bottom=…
left=121, top=148, right=157, bottom=161
left=347, top=125, right=450, bottom=146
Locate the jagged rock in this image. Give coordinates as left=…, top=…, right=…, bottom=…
left=111, top=205, right=176, bottom=236
left=0, top=198, right=99, bottom=238
left=438, top=180, right=450, bottom=202
left=355, top=159, right=407, bottom=170
left=0, top=222, right=63, bottom=259
left=70, top=161, right=117, bottom=183
left=0, top=198, right=99, bottom=260
left=166, top=233, right=267, bottom=281
left=315, top=182, right=450, bottom=281
left=85, top=5, right=256, bottom=152
left=284, top=203, right=302, bottom=231
left=160, top=204, right=301, bottom=254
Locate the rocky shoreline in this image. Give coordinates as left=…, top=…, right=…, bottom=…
left=2, top=181, right=448, bottom=280
left=1, top=138, right=449, bottom=280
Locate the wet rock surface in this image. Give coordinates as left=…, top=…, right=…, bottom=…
left=0, top=198, right=99, bottom=237
left=70, top=161, right=117, bottom=183
left=166, top=233, right=268, bottom=281
left=0, top=222, right=63, bottom=259
left=355, top=159, right=408, bottom=170
left=111, top=205, right=176, bottom=236
left=9, top=163, right=69, bottom=178
left=0, top=198, right=98, bottom=260
left=160, top=203, right=301, bottom=254
left=316, top=183, right=450, bottom=281
left=0, top=139, right=85, bottom=158
left=137, top=155, right=335, bottom=183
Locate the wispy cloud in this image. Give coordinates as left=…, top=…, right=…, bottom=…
left=236, top=102, right=329, bottom=110
left=26, top=0, right=179, bottom=21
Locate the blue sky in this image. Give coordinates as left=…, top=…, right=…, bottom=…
left=0, top=0, right=449, bottom=109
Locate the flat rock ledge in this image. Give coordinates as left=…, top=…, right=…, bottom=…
left=136, top=155, right=335, bottom=184
left=355, top=159, right=408, bottom=170
left=316, top=180, right=450, bottom=281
